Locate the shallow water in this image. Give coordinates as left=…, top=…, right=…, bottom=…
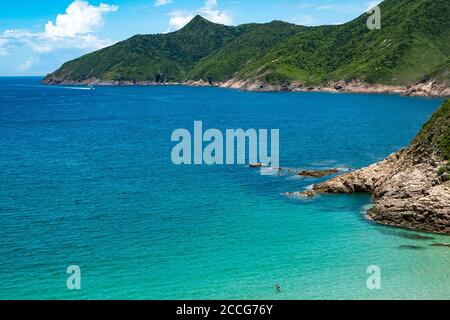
left=0, top=77, right=449, bottom=299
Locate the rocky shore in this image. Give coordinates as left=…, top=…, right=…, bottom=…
left=42, top=77, right=450, bottom=98
left=217, top=79, right=450, bottom=97
left=292, top=100, right=450, bottom=234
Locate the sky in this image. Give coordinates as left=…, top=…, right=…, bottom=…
left=0, top=0, right=382, bottom=76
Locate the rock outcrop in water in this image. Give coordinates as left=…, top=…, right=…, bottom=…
left=297, top=100, right=450, bottom=234
left=298, top=169, right=339, bottom=178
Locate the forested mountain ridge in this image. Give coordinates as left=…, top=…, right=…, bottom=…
left=44, top=0, right=450, bottom=95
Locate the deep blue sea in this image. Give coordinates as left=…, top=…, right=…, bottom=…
left=0, top=77, right=449, bottom=299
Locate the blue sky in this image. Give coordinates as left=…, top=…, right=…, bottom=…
left=0, top=0, right=381, bottom=76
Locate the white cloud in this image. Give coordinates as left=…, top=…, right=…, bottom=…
left=0, top=30, right=41, bottom=55
left=168, top=11, right=195, bottom=30
left=19, top=57, right=37, bottom=71
left=0, top=38, right=10, bottom=55
left=0, top=0, right=118, bottom=75
left=294, top=15, right=318, bottom=26
left=155, top=0, right=173, bottom=7
left=199, top=0, right=232, bottom=25
left=0, top=0, right=118, bottom=57
left=34, top=33, right=114, bottom=53
left=0, top=29, right=115, bottom=56
left=44, top=0, right=118, bottom=38
left=167, top=0, right=232, bottom=31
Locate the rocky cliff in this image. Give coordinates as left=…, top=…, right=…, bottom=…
left=300, top=100, right=450, bottom=234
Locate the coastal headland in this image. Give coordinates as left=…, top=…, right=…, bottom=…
left=291, top=100, right=450, bottom=234
left=43, top=0, right=450, bottom=98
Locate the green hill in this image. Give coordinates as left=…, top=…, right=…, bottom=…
left=415, top=99, right=450, bottom=163
left=45, top=16, right=249, bottom=83
left=234, top=0, right=450, bottom=85
left=187, top=21, right=303, bottom=82
left=44, top=0, right=450, bottom=87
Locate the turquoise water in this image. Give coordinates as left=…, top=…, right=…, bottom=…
left=0, top=77, right=449, bottom=300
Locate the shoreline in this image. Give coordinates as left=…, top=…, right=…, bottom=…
left=42, top=78, right=450, bottom=98
left=293, top=143, right=450, bottom=234
left=285, top=99, right=450, bottom=235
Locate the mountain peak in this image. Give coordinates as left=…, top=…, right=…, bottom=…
left=181, top=15, right=215, bottom=31
left=191, top=15, right=209, bottom=23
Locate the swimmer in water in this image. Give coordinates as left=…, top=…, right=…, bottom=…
left=275, top=284, right=281, bottom=292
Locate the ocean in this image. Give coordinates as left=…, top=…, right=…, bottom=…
left=0, top=77, right=449, bottom=299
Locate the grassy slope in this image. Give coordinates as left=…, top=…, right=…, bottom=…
left=415, top=99, right=450, bottom=160
left=237, top=0, right=450, bottom=85
left=424, top=58, right=450, bottom=82
left=45, top=0, right=450, bottom=86
left=187, top=21, right=304, bottom=82
left=414, top=99, right=450, bottom=176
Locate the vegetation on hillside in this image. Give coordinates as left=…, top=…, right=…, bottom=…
left=187, top=21, right=303, bottom=81
left=414, top=99, right=450, bottom=177
left=424, top=59, right=450, bottom=82
left=236, top=0, right=450, bottom=85
left=44, top=0, right=450, bottom=87
left=47, top=16, right=248, bottom=82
